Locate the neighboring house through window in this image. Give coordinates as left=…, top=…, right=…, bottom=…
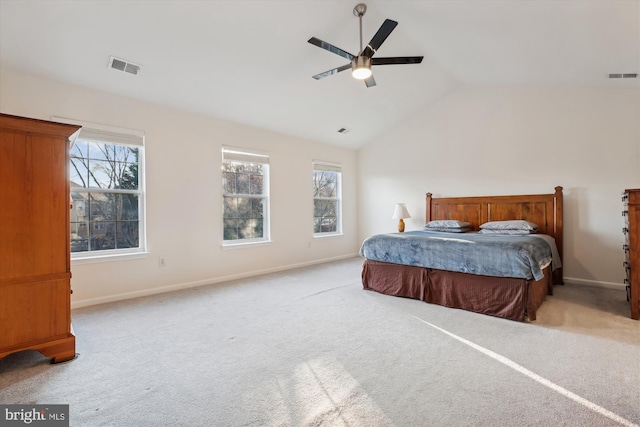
left=222, top=147, right=270, bottom=244
left=313, top=161, right=342, bottom=235
left=59, top=118, right=145, bottom=258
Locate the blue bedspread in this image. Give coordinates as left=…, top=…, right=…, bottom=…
left=359, top=231, right=560, bottom=281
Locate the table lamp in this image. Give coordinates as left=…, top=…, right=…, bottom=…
left=392, top=203, right=411, bottom=232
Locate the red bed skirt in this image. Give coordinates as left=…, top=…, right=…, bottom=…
left=362, top=259, right=551, bottom=321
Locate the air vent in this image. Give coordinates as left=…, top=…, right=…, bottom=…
left=337, top=127, right=351, bottom=134
left=109, top=56, right=141, bottom=76
left=608, top=73, right=637, bottom=79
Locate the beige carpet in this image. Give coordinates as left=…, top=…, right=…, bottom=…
left=1, top=257, right=639, bottom=426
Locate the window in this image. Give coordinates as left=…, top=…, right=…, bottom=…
left=65, top=122, right=145, bottom=257
left=222, top=147, right=270, bottom=244
left=313, top=162, right=342, bottom=235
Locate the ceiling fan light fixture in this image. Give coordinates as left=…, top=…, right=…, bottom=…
left=352, top=56, right=372, bottom=79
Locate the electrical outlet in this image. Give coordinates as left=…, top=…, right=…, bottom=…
left=158, top=258, right=166, bottom=267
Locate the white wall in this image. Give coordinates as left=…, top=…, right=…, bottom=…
left=358, top=85, right=640, bottom=288
left=0, top=68, right=359, bottom=307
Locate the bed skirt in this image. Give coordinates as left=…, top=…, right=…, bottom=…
left=362, top=259, right=551, bottom=321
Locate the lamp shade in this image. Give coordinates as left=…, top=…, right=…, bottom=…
left=392, top=203, right=411, bottom=219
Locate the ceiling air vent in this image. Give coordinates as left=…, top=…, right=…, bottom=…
left=337, top=127, right=351, bottom=134
left=108, top=56, right=141, bottom=76
left=608, top=73, right=637, bottom=79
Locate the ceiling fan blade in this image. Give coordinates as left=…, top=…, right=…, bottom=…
left=364, top=75, right=377, bottom=88
left=312, top=63, right=352, bottom=80
left=361, top=19, right=398, bottom=58
left=308, top=37, right=355, bottom=61
left=372, top=56, right=424, bottom=65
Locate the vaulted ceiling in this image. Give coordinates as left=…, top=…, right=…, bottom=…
left=1, top=0, right=638, bottom=149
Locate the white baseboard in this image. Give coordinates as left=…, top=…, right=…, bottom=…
left=71, top=253, right=360, bottom=309
left=563, top=276, right=626, bottom=290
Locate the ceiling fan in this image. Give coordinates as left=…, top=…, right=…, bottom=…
left=308, top=3, right=423, bottom=88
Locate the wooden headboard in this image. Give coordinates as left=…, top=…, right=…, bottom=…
left=426, top=186, right=563, bottom=263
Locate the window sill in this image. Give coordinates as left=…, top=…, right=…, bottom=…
left=313, top=232, right=344, bottom=239
left=71, top=251, right=149, bottom=265
left=222, top=240, right=272, bottom=250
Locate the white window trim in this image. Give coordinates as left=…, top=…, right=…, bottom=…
left=54, top=117, right=147, bottom=262
left=53, top=117, right=145, bottom=145
left=313, top=160, right=343, bottom=238
left=71, top=251, right=149, bottom=265
left=221, top=240, right=272, bottom=250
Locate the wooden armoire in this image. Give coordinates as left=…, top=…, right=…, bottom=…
left=0, top=114, right=80, bottom=363
left=623, top=188, right=640, bottom=320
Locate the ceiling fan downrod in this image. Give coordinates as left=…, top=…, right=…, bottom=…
left=353, top=3, right=367, bottom=55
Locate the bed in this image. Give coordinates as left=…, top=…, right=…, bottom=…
left=360, top=186, right=564, bottom=321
